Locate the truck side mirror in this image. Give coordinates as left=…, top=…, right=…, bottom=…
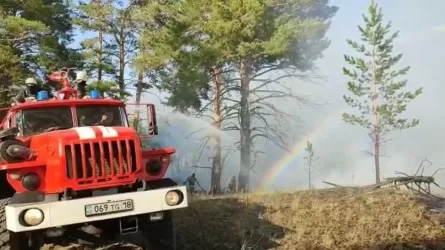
left=146, top=104, right=158, bottom=136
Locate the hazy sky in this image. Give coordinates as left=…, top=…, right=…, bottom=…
left=274, top=0, right=445, bottom=190
left=73, top=0, right=445, bottom=190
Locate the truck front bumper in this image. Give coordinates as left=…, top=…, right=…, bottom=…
left=5, top=186, right=188, bottom=232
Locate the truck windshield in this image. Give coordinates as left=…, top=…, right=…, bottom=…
left=18, top=107, right=73, bottom=136
left=77, top=105, right=124, bottom=127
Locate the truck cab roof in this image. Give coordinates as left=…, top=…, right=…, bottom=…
left=9, top=98, right=125, bottom=111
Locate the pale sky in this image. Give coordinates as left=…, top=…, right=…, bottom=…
left=272, top=0, right=445, bottom=190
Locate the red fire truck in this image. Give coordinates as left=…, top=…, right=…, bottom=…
left=0, top=68, right=188, bottom=249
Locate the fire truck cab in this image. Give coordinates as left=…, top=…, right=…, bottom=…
left=0, top=69, right=188, bottom=250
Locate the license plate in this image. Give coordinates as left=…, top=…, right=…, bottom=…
left=85, top=199, right=134, bottom=217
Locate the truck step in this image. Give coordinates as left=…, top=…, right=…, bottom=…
left=119, top=216, right=139, bottom=235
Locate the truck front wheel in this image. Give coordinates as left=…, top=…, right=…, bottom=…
left=0, top=198, right=43, bottom=250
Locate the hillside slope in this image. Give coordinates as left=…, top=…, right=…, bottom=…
left=43, top=188, right=445, bottom=250
left=176, top=188, right=445, bottom=250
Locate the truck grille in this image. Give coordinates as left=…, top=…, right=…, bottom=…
left=65, top=139, right=137, bottom=181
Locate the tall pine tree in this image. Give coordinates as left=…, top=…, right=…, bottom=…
left=138, top=0, right=338, bottom=191
left=342, top=0, right=422, bottom=184
left=73, top=0, right=114, bottom=81
left=304, top=141, right=318, bottom=189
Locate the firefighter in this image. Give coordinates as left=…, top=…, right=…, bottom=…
left=25, top=77, right=39, bottom=96
left=183, top=173, right=203, bottom=195
left=74, top=71, right=88, bottom=98
left=22, top=114, right=55, bottom=134
left=79, top=107, right=114, bottom=126
left=227, top=176, right=237, bottom=194
left=94, top=111, right=114, bottom=126
left=14, top=77, right=38, bottom=103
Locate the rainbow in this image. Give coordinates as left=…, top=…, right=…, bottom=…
left=257, top=110, right=344, bottom=191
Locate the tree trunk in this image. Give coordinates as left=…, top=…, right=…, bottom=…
left=308, top=157, right=312, bottom=189
left=118, top=38, right=125, bottom=99
left=98, top=30, right=103, bottom=81
left=371, top=26, right=381, bottom=184
left=238, top=59, right=251, bottom=192
left=132, top=71, right=143, bottom=132
left=210, top=66, right=222, bottom=194
left=351, top=168, right=355, bottom=185
left=95, top=0, right=103, bottom=81
left=374, top=136, right=380, bottom=184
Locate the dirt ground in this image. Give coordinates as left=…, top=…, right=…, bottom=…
left=43, top=188, right=445, bottom=250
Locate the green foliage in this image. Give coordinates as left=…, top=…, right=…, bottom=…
left=146, top=57, right=212, bottom=112
left=133, top=1, right=212, bottom=112
left=136, top=0, right=338, bottom=190
left=342, top=2, right=422, bottom=135
left=304, top=140, right=318, bottom=188
left=136, top=0, right=338, bottom=112
left=86, top=80, right=129, bottom=99
left=0, top=6, right=48, bottom=86
left=74, top=0, right=140, bottom=99
left=73, top=0, right=115, bottom=79
left=0, top=0, right=81, bottom=106
left=78, top=38, right=116, bottom=77
left=73, top=0, right=113, bottom=31
left=304, top=141, right=314, bottom=160
left=304, top=140, right=319, bottom=168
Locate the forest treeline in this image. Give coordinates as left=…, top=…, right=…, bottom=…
left=0, top=0, right=421, bottom=192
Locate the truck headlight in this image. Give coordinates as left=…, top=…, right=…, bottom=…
left=21, top=208, right=44, bottom=226
left=165, top=190, right=183, bottom=206
left=145, top=159, right=162, bottom=175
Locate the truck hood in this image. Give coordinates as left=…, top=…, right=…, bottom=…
left=30, top=126, right=136, bottom=143
left=7, top=126, right=140, bottom=193
left=26, top=126, right=137, bottom=157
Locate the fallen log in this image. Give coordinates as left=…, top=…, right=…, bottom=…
left=324, top=159, right=445, bottom=192
left=322, top=181, right=347, bottom=188
left=323, top=175, right=442, bottom=197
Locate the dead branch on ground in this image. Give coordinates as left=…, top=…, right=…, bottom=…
left=323, top=159, right=445, bottom=198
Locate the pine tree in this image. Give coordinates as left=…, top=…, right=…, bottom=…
left=342, top=1, right=422, bottom=184
left=0, top=0, right=82, bottom=106
left=86, top=80, right=120, bottom=98
left=73, top=0, right=114, bottom=81
left=137, top=0, right=338, bottom=191
left=73, top=0, right=133, bottom=100
left=304, top=141, right=318, bottom=189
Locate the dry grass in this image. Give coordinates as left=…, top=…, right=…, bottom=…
left=42, top=188, right=445, bottom=249
left=175, top=188, right=445, bottom=250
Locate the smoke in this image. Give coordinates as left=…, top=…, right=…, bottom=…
left=293, top=0, right=445, bottom=188
left=148, top=105, right=241, bottom=188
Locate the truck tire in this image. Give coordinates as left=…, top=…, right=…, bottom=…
left=0, top=197, right=43, bottom=250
